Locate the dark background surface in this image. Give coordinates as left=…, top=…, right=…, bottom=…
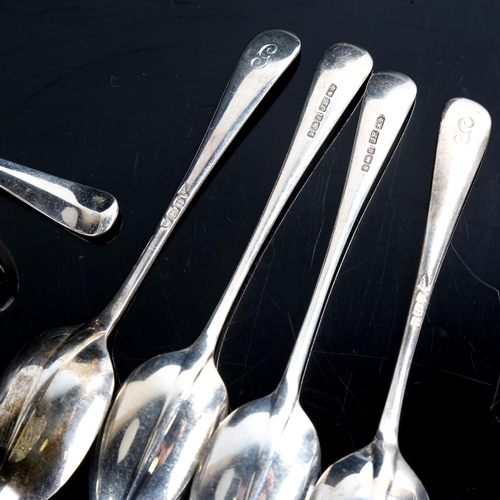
left=1, top=1, right=500, bottom=498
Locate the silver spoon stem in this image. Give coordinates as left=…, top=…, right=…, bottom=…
left=0, top=158, right=119, bottom=237
left=282, top=72, right=417, bottom=402
left=198, top=43, right=373, bottom=356
left=378, top=98, right=491, bottom=445
left=95, top=29, right=301, bottom=336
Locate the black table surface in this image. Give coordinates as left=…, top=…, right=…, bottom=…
left=1, top=1, right=500, bottom=499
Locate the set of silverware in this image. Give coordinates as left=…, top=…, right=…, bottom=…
left=0, top=28, right=491, bottom=500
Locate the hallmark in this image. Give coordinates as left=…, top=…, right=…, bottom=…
left=361, top=117, right=386, bottom=171
left=161, top=184, right=189, bottom=229
left=250, top=43, right=278, bottom=69
left=326, top=84, right=337, bottom=97
left=319, top=97, right=331, bottom=112
left=375, top=116, right=385, bottom=129
left=306, top=83, right=337, bottom=138
left=369, top=130, right=379, bottom=144
left=410, top=275, right=431, bottom=327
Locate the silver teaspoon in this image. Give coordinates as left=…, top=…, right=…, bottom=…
left=0, top=29, right=300, bottom=500
left=190, top=72, right=417, bottom=500
left=0, top=158, right=119, bottom=237
left=309, top=98, right=491, bottom=500
left=90, top=43, right=372, bottom=500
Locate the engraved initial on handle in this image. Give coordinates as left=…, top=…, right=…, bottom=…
left=250, top=43, right=278, bottom=68
left=454, top=116, right=474, bottom=145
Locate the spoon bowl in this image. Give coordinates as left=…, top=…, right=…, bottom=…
left=191, top=388, right=321, bottom=500
left=311, top=436, right=428, bottom=500
left=93, top=348, right=228, bottom=500
left=0, top=321, right=113, bottom=499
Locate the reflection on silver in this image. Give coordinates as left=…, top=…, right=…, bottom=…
left=91, top=44, right=373, bottom=500
left=0, top=29, right=301, bottom=500
left=190, top=73, right=417, bottom=500
left=310, top=98, right=491, bottom=500
left=0, top=158, right=119, bottom=237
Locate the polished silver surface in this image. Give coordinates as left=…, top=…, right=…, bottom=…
left=0, top=158, right=119, bottom=237
left=310, top=97, right=491, bottom=500
left=0, top=29, right=300, bottom=500
left=90, top=44, right=373, bottom=500
left=190, top=72, right=417, bottom=500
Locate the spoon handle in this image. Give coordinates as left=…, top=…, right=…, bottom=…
left=0, top=158, right=119, bottom=237
left=378, top=98, right=491, bottom=443
left=199, top=43, right=373, bottom=353
left=282, top=72, right=417, bottom=398
left=98, top=29, right=300, bottom=333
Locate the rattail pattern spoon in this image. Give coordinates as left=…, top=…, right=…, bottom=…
left=0, top=29, right=300, bottom=500
left=91, top=44, right=373, bottom=500
left=0, top=158, right=119, bottom=237
left=190, top=72, right=417, bottom=500
left=309, top=98, right=491, bottom=500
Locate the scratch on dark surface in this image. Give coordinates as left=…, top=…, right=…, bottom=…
left=341, top=372, right=356, bottom=448
left=341, top=372, right=351, bottom=413
left=471, top=218, right=500, bottom=236
left=315, top=351, right=376, bottom=421
left=287, top=313, right=296, bottom=340
left=317, top=351, right=388, bottom=361
left=370, top=152, right=402, bottom=325
left=416, top=3, right=435, bottom=79
left=490, top=372, right=500, bottom=410
left=216, top=258, right=285, bottom=384
left=334, top=370, right=374, bottom=443
left=1, top=45, right=174, bottom=120
left=225, top=347, right=282, bottom=397
left=351, top=171, right=395, bottom=345
left=249, top=263, right=286, bottom=340
left=469, top=342, right=476, bottom=373
left=133, top=151, right=139, bottom=180
left=310, top=164, right=332, bottom=266
left=450, top=242, right=500, bottom=306
left=414, top=362, right=491, bottom=386
left=152, top=127, right=172, bottom=167
left=463, top=217, right=470, bottom=240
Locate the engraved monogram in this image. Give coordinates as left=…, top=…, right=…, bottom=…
left=361, top=115, right=385, bottom=172
left=161, top=184, right=189, bottom=229
left=307, top=83, right=337, bottom=138
left=454, top=116, right=474, bottom=145
left=410, top=275, right=431, bottom=327
left=250, top=44, right=278, bottom=68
